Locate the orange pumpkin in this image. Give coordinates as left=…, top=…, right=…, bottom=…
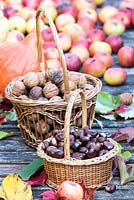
left=0, top=33, right=40, bottom=97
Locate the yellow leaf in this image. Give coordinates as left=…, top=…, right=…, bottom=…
left=0, top=173, right=33, bottom=200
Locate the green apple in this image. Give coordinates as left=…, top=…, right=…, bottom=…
left=9, top=16, right=27, bottom=33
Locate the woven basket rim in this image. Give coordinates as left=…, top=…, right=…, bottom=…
left=5, top=71, right=102, bottom=106
left=37, top=138, right=119, bottom=166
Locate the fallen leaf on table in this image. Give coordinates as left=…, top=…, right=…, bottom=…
left=0, top=131, right=16, bottom=140
left=111, top=127, right=134, bottom=142
left=26, top=170, right=47, bottom=186
left=80, top=181, right=96, bottom=200
left=116, top=155, right=134, bottom=185
left=4, top=110, right=17, bottom=121
left=0, top=114, right=7, bottom=124
left=18, top=158, right=44, bottom=181
left=0, top=173, right=33, bottom=200
left=40, top=190, right=58, bottom=200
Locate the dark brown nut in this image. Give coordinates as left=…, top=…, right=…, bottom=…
left=52, top=129, right=61, bottom=137
left=70, top=134, right=75, bottom=145
left=55, top=131, right=64, bottom=142
left=36, top=72, right=46, bottom=86
left=80, top=136, right=90, bottom=145
left=50, top=137, right=57, bottom=147
left=51, top=69, right=63, bottom=86
left=98, top=149, right=109, bottom=157
left=103, top=141, right=114, bottom=150
left=29, top=86, right=43, bottom=100
left=90, top=130, right=98, bottom=137
left=36, top=119, right=50, bottom=134
left=18, top=94, right=29, bottom=100
left=105, top=183, right=116, bottom=193
left=43, top=82, right=59, bottom=99
left=58, top=141, right=64, bottom=148
left=23, top=72, right=39, bottom=88
left=71, top=152, right=85, bottom=159
left=46, top=146, right=58, bottom=157
left=42, top=140, right=50, bottom=150
left=12, top=80, right=26, bottom=96
left=79, top=131, right=85, bottom=140
left=60, top=80, right=77, bottom=94
left=49, top=96, right=62, bottom=101
left=71, top=141, right=81, bottom=152
left=78, top=75, right=87, bottom=88
left=90, top=137, right=97, bottom=143
left=72, top=130, right=80, bottom=139
left=95, top=142, right=103, bottom=152
left=79, top=147, right=88, bottom=154
left=86, top=141, right=95, bottom=149
left=86, top=147, right=98, bottom=159
left=54, top=149, right=64, bottom=159
left=99, top=132, right=107, bottom=138
left=97, top=136, right=106, bottom=143
left=45, top=68, right=57, bottom=81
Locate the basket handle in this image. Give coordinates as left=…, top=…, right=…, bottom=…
left=36, top=8, right=70, bottom=97
left=64, top=89, right=87, bottom=160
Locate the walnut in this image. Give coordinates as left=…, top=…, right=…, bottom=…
left=43, top=82, right=59, bottom=99
left=12, top=80, right=26, bottom=96
left=52, top=70, right=63, bottom=86
left=29, top=86, right=43, bottom=100
left=68, top=72, right=80, bottom=85
left=23, top=72, right=39, bottom=88
left=36, top=72, right=46, bottom=86
left=18, top=94, right=29, bottom=100
left=36, top=119, right=50, bottom=135
left=38, top=96, right=48, bottom=101
left=45, top=68, right=56, bottom=81
left=60, top=80, right=77, bottom=94
left=78, top=75, right=87, bottom=88
left=119, top=93, right=133, bottom=105
left=49, top=96, right=62, bottom=101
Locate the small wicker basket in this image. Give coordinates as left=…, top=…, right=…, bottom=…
left=5, top=8, right=102, bottom=148
left=37, top=89, right=118, bottom=189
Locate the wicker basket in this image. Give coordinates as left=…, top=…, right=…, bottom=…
left=5, top=8, right=102, bottom=148
left=37, top=89, right=118, bottom=189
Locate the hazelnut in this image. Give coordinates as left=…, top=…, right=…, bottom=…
left=78, top=75, right=87, bottom=88
left=23, top=72, right=39, bottom=88
left=43, top=82, right=59, bottom=99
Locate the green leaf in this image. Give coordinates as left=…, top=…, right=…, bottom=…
left=18, top=158, right=44, bottom=181
left=4, top=110, right=17, bottom=121
left=122, top=151, right=131, bottom=159
left=95, top=92, right=121, bottom=114
left=118, top=110, right=134, bottom=120
left=0, top=131, right=16, bottom=140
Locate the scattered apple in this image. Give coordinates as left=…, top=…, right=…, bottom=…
left=70, top=45, right=90, bottom=63
left=72, top=0, right=96, bottom=11
left=113, top=11, right=131, bottom=28
left=117, top=46, right=134, bottom=67
left=83, top=57, right=106, bottom=78
left=43, top=41, right=56, bottom=50
left=132, top=9, right=134, bottom=26
left=0, top=11, right=9, bottom=43
left=89, top=41, right=112, bottom=56
left=72, top=38, right=91, bottom=49
left=77, top=16, right=95, bottom=32
left=43, top=6, right=58, bottom=23
left=44, top=47, right=59, bottom=60
left=55, top=13, right=75, bottom=32
left=58, top=32, right=72, bottom=52
left=41, top=27, right=54, bottom=42
left=64, top=52, right=81, bottom=71
left=93, top=0, right=105, bottom=6
left=26, top=18, right=44, bottom=33
left=23, top=0, right=41, bottom=10
left=103, top=18, right=125, bottom=36
left=105, top=34, right=124, bottom=53
left=40, top=0, right=56, bottom=8
left=6, top=30, right=24, bottom=42
left=18, top=7, right=36, bottom=20
left=88, top=28, right=105, bottom=42
left=4, top=6, right=17, bottom=18
left=119, top=0, right=134, bottom=10
left=94, top=52, right=114, bottom=69
left=103, top=68, right=127, bottom=85
left=57, top=1, right=78, bottom=18
left=98, top=5, right=118, bottom=24
left=78, top=8, right=97, bottom=23
left=46, top=59, right=62, bottom=70
left=9, top=15, right=27, bottom=33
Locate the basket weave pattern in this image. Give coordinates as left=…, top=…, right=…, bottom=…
left=5, top=8, right=101, bottom=148
left=37, top=89, right=118, bottom=189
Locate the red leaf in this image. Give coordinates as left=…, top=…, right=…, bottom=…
left=116, top=105, right=129, bottom=113
left=0, top=114, right=7, bottom=124
left=26, top=170, right=47, bottom=186
left=40, top=190, right=58, bottom=200
left=112, top=127, right=134, bottom=142
left=80, top=181, right=96, bottom=200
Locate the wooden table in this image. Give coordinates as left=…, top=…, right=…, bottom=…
left=0, top=0, right=134, bottom=199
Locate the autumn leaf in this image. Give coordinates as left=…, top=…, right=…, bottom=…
left=0, top=114, right=7, bottom=125
left=0, top=131, right=16, bottom=140
left=80, top=181, right=96, bottom=200
left=111, top=127, right=134, bottom=142
left=40, top=190, right=58, bottom=200
left=26, top=170, right=47, bottom=186
left=0, top=173, right=33, bottom=200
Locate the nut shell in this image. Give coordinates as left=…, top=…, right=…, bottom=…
left=43, top=82, right=59, bottom=99
left=23, top=72, right=39, bottom=88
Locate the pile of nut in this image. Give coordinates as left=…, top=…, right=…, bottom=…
left=12, top=69, right=93, bottom=101
left=42, top=127, right=114, bottom=159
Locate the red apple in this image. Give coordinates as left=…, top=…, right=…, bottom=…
left=43, top=6, right=58, bottom=23
left=83, top=57, right=106, bottom=78
left=43, top=41, right=56, bottom=50
left=57, top=1, right=77, bottom=18
left=18, top=7, right=36, bottom=21
left=104, top=68, right=127, bottom=85
left=58, top=32, right=72, bottom=52
left=70, top=45, right=90, bottom=63
left=94, top=52, right=114, bottom=69
left=44, top=47, right=59, bottom=60
left=78, top=8, right=97, bottom=23
left=72, top=0, right=96, bottom=11
left=117, top=46, right=134, bottom=67
left=132, top=9, right=134, bottom=26
left=41, top=27, right=54, bottom=42
left=98, top=5, right=118, bottom=24
left=89, top=41, right=112, bottom=56
left=77, top=16, right=95, bottom=32
left=4, top=6, right=17, bottom=18
left=55, top=13, right=75, bottom=32
left=88, top=28, right=105, bottom=42
left=64, top=53, right=81, bottom=71
left=23, top=0, right=41, bottom=9
left=105, top=34, right=124, bottom=53
left=46, top=59, right=62, bottom=70
left=103, top=18, right=125, bottom=36
left=113, top=11, right=131, bottom=28
left=119, top=8, right=132, bottom=20
left=119, top=0, right=134, bottom=10
left=72, top=38, right=91, bottom=49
